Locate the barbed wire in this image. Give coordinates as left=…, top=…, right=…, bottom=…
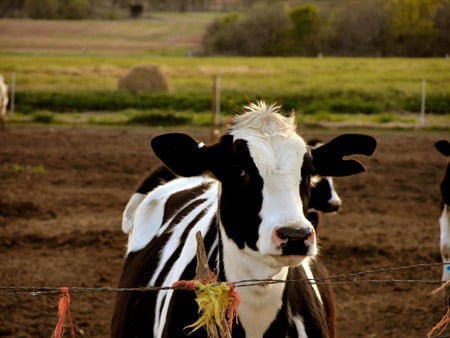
left=0, top=261, right=448, bottom=296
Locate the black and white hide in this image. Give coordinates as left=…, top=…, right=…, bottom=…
left=122, top=140, right=343, bottom=234
left=111, top=101, right=377, bottom=338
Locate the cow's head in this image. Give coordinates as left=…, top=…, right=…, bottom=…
left=436, top=140, right=450, bottom=207
left=151, top=102, right=376, bottom=269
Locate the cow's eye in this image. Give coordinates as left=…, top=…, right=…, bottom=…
left=233, top=166, right=249, bottom=184
left=232, top=165, right=247, bottom=179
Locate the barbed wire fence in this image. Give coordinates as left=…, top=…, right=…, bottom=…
left=1, top=262, right=448, bottom=296
left=2, top=261, right=450, bottom=337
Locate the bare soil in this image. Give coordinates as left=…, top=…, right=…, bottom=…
left=0, top=125, right=449, bottom=338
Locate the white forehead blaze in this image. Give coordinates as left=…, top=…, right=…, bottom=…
left=230, top=102, right=313, bottom=256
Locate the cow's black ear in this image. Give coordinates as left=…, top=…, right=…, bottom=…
left=151, top=133, right=206, bottom=176
left=435, top=140, right=450, bottom=156
left=312, top=134, right=377, bottom=177
left=202, top=135, right=233, bottom=180
left=151, top=133, right=233, bottom=178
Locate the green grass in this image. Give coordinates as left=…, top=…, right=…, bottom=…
left=3, top=55, right=449, bottom=119
left=4, top=55, right=449, bottom=97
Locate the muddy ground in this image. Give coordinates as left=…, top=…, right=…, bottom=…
left=1, top=125, right=449, bottom=338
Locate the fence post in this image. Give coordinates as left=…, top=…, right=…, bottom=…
left=420, top=78, right=426, bottom=127
left=210, top=75, right=220, bottom=141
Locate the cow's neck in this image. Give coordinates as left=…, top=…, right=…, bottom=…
left=219, top=226, right=288, bottom=338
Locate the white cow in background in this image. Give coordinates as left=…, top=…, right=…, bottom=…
left=0, top=75, right=8, bottom=129
left=436, top=140, right=450, bottom=281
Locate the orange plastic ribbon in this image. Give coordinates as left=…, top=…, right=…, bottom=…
left=52, top=287, right=76, bottom=338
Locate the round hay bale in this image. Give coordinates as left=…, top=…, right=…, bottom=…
left=118, top=65, right=169, bottom=93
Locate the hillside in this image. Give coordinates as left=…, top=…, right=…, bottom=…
left=0, top=13, right=220, bottom=55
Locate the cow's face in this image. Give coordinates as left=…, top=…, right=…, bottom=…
left=151, top=102, right=377, bottom=269
left=310, top=176, right=342, bottom=213
left=217, top=129, right=316, bottom=267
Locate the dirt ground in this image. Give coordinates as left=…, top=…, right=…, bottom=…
left=1, top=124, right=449, bottom=338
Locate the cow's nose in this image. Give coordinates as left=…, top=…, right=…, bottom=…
left=275, top=226, right=315, bottom=255
left=328, top=202, right=341, bottom=212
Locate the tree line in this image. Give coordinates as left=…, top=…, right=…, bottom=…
left=201, top=1, right=450, bottom=57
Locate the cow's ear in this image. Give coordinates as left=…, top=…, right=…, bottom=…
left=435, top=140, right=450, bottom=156
left=151, top=133, right=232, bottom=177
left=312, top=134, right=377, bottom=177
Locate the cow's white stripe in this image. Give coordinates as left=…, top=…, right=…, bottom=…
left=154, top=216, right=218, bottom=337
left=148, top=183, right=218, bottom=337
left=302, top=257, right=322, bottom=304
left=122, top=192, right=146, bottom=234
left=287, top=306, right=308, bottom=338
left=150, top=192, right=217, bottom=285
left=127, top=176, right=214, bottom=253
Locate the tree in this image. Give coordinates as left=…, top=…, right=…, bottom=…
left=433, top=0, right=450, bottom=56
left=202, top=3, right=290, bottom=56
left=58, top=0, right=90, bottom=19
left=237, top=2, right=291, bottom=56
left=388, top=0, right=441, bottom=55
left=329, top=0, right=390, bottom=56
left=24, top=0, right=58, bottom=19
left=285, top=4, right=319, bottom=55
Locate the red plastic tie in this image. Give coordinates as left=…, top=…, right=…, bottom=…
left=52, top=287, right=76, bottom=338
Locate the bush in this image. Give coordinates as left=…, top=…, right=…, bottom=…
left=129, top=4, right=143, bottom=18
left=127, top=112, right=191, bottom=126
left=237, top=3, right=291, bottom=56
left=285, top=4, right=319, bottom=55
left=14, top=90, right=450, bottom=116
left=202, top=13, right=242, bottom=55
left=58, top=0, right=90, bottom=19
left=24, top=0, right=90, bottom=19
left=326, top=0, right=390, bottom=56
left=25, top=0, right=58, bottom=19
left=31, top=111, right=55, bottom=124
left=118, top=65, right=169, bottom=94
left=202, top=3, right=291, bottom=56
left=14, top=91, right=216, bottom=113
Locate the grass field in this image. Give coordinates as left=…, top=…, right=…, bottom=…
left=3, top=55, right=450, bottom=96
left=0, top=18, right=449, bottom=128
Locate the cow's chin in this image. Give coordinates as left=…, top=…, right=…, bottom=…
left=270, top=255, right=307, bottom=267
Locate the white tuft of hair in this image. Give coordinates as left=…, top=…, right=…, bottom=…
left=231, top=101, right=296, bottom=137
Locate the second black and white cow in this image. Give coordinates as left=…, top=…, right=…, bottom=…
left=112, top=101, right=377, bottom=338
left=436, top=140, right=450, bottom=281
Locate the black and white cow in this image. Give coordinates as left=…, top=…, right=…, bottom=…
left=111, top=101, right=377, bottom=338
left=436, top=140, right=450, bottom=281
left=122, top=140, right=343, bottom=235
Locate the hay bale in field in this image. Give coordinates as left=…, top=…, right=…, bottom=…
left=118, top=65, right=169, bottom=94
